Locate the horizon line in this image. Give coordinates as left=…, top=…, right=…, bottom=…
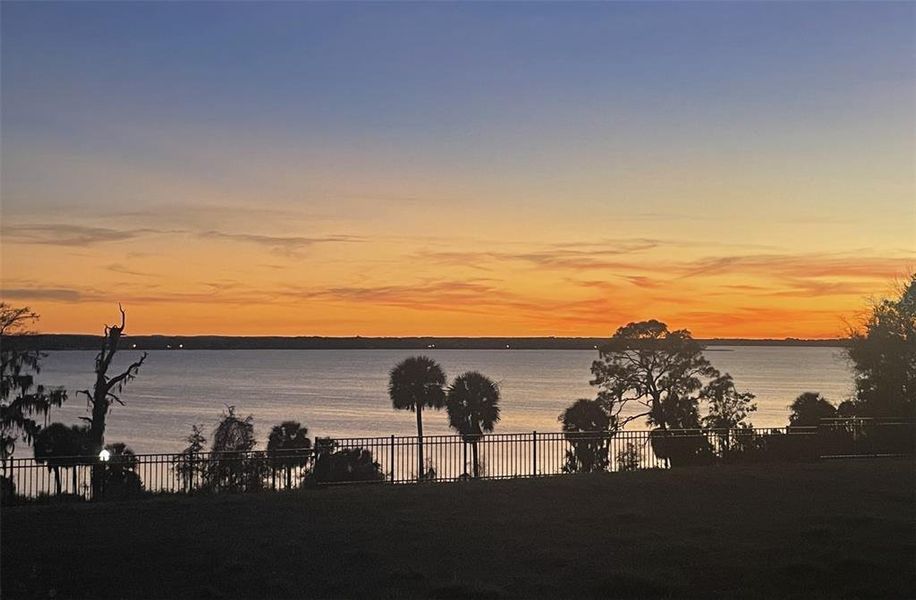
left=19, top=332, right=846, bottom=342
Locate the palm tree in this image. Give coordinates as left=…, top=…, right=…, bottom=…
left=446, top=371, right=500, bottom=478
left=559, top=398, right=613, bottom=473
left=267, top=421, right=312, bottom=488
left=389, top=356, right=446, bottom=481
left=99, top=442, right=143, bottom=498
left=33, top=423, right=90, bottom=495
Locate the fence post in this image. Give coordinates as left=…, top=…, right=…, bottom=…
left=532, top=431, right=537, bottom=477
left=390, top=434, right=395, bottom=483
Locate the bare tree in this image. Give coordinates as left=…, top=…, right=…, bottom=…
left=77, top=305, right=147, bottom=497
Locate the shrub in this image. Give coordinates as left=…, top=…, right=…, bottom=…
left=311, top=439, right=385, bottom=484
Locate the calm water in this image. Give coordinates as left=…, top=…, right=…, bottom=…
left=31, top=347, right=853, bottom=454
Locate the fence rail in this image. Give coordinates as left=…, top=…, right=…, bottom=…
left=2, top=420, right=912, bottom=503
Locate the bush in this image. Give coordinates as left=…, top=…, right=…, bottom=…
left=616, top=442, right=640, bottom=472
left=650, top=430, right=714, bottom=467
left=0, top=475, right=15, bottom=503
left=311, top=439, right=385, bottom=484
left=99, top=443, right=145, bottom=500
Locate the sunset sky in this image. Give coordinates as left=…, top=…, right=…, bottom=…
left=1, top=2, right=913, bottom=338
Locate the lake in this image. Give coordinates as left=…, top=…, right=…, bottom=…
left=29, top=347, right=853, bottom=455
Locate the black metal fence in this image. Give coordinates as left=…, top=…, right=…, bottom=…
left=2, top=419, right=912, bottom=503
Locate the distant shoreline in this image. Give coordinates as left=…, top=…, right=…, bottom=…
left=7, top=334, right=848, bottom=351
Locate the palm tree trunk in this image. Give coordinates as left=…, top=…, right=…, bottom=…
left=472, top=441, right=480, bottom=478
left=416, top=404, right=424, bottom=481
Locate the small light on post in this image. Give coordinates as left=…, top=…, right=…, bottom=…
left=99, top=449, right=111, bottom=462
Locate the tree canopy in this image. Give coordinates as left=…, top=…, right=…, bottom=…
left=0, top=304, right=67, bottom=461
left=446, top=372, right=501, bottom=440
left=701, top=374, right=757, bottom=430
left=211, top=406, right=256, bottom=453
left=847, top=275, right=915, bottom=418
left=788, top=392, right=837, bottom=427
left=590, top=320, right=750, bottom=431
left=559, top=398, right=613, bottom=473
left=388, top=356, right=447, bottom=413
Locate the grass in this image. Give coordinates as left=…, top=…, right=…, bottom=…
left=2, top=459, right=914, bottom=599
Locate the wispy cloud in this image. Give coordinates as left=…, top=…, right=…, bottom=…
left=1, top=287, right=86, bottom=302
left=2, top=224, right=172, bottom=246
left=2, top=222, right=361, bottom=258
left=677, top=253, right=913, bottom=282
left=419, top=239, right=664, bottom=271
left=105, top=263, right=155, bottom=278
left=199, top=230, right=362, bottom=256
left=282, top=280, right=513, bottom=315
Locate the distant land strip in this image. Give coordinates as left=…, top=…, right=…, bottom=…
left=7, top=335, right=848, bottom=351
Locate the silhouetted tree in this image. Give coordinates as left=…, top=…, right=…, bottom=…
left=311, top=438, right=385, bottom=483
left=617, top=442, right=640, bottom=472
left=33, top=423, right=90, bottom=495
left=447, top=372, right=500, bottom=478
left=0, top=474, right=13, bottom=502
left=174, top=425, right=207, bottom=492
left=389, top=356, right=446, bottom=481
left=591, top=320, right=717, bottom=431
left=559, top=398, right=613, bottom=473
left=100, top=442, right=143, bottom=499
left=267, top=421, right=312, bottom=488
left=590, top=320, right=750, bottom=466
left=212, top=406, right=256, bottom=453
left=1, top=304, right=67, bottom=467
left=702, top=374, right=757, bottom=455
left=207, top=406, right=261, bottom=492
left=847, top=274, right=915, bottom=418
left=77, top=306, right=147, bottom=497
left=788, top=392, right=837, bottom=427
left=702, top=374, right=757, bottom=430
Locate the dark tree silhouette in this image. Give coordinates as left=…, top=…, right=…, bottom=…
left=559, top=398, right=613, bottom=473
left=702, top=374, right=757, bottom=455
left=267, top=420, right=312, bottom=488
left=99, top=442, right=143, bottom=499
left=590, top=320, right=751, bottom=467
left=389, top=356, right=446, bottom=481
left=701, top=374, right=757, bottom=430
left=617, top=442, right=640, bottom=472
left=77, top=306, right=147, bottom=497
left=175, top=424, right=207, bottom=492
left=207, top=406, right=261, bottom=491
left=311, top=438, right=385, bottom=483
left=590, top=320, right=719, bottom=431
left=1, top=304, right=67, bottom=466
left=446, top=371, right=500, bottom=478
left=33, top=423, right=90, bottom=495
left=788, top=392, right=837, bottom=427
left=847, top=274, right=915, bottom=418
left=211, top=406, right=256, bottom=453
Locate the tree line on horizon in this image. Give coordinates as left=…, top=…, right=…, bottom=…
left=3, top=333, right=849, bottom=352
left=1, top=274, right=913, bottom=498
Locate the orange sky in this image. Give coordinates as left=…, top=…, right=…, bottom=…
left=2, top=217, right=912, bottom=337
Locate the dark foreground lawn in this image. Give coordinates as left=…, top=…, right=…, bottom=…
left=2, top=460, right=914, bottom=599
